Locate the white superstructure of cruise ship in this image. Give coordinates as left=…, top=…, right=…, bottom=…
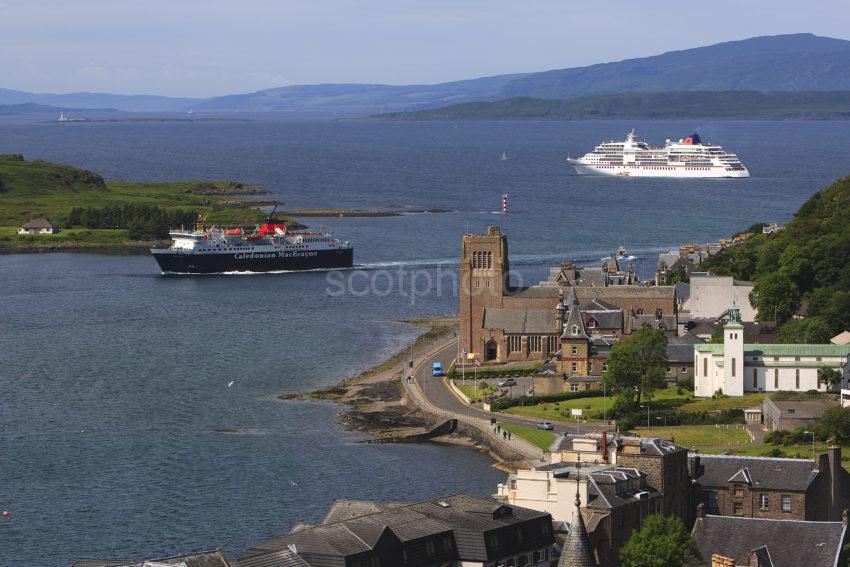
left=568, top=130, right=749, bottom=178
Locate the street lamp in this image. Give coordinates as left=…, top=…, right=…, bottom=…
left=640, top=404, right=650, bottom=429
left=656, top=416, right=667, bottom=428
left=804, top=430, right=816, bottom=459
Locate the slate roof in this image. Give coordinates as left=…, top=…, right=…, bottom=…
left=562, top=288, right=589, bottom=340
left=586, top=468, right=659, bottom=511
left=233, top=549, right=310, bottom=567
left=107, top=550, right=232, bottom=567
left=247, top=494, right=551, bottom=561
left=321, top=499, right=391, bottom=524
left=483, top=308, right=558, bottom=334
left=692, top=515, right=845, bottom=567
left=764, top=399, right=838, bottom=420
left=509, top=286, right=560, bottom=299
left=21, top=217, right=54, bottom=229
left=549, top=433, right=686, bottom=456
left=691, top=454, right=819, bottom=491
left=675, top=282, right=691, bottom=302
left=558, top=497, right=597, bottom=567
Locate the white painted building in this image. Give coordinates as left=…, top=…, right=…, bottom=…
left=690, top=275, right=756, bottom=322
left=694, top=305, right=850, bottom=397
left=18, top=217, right=58, bottom=235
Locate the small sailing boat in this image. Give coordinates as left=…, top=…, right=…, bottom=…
left=501, top=152, right=508, bottom=161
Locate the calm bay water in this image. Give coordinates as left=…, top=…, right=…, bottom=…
left=1, top=118, right=849, bottom=566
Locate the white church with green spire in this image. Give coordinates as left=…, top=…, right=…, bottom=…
left=694, top=301, right=850, bottom=397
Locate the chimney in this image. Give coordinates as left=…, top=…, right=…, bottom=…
left=711, top=554, right=736, bottom=567
left=829, top=446, right=842, bottom=521
left=601, top=431, right=608, bottom=463
left=689, top=455, right=702, bottom=479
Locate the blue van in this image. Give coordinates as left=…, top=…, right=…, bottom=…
left=432, top=361, right=443, bottom=376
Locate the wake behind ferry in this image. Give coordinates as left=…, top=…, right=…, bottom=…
left=151, top=214, right=353, bottom=274
left=568, top=130, right=749, bottom=178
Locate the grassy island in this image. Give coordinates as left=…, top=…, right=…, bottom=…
left=0, top=154, right=288, bottom=252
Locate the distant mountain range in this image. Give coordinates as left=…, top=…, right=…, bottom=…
left=373, top=91, right=850, bottom=121
left=3, top=33, right=850, bottom=115
left=0, top=102, right=118, bottom=115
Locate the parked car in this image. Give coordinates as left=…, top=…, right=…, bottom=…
left=536, top=421, right=554, bottom=431
left=497, top=378, right=516, bottom=387
left=432, top=362, right=443, bottom=376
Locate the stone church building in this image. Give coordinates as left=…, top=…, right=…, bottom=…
left=459, top=227, right=678, bottom=366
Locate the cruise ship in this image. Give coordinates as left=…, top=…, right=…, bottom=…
left=568, top=130, right=749, bottom=178
left=151, top=215, right=353, bottom=274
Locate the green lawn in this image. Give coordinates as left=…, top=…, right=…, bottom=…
left=637, top=425, right=751, bottom=450
left=498, top=422, right=556, bottom=451
left=503, top=385, right=768, bottom=422
left=454, top=381, right=497, bottom=403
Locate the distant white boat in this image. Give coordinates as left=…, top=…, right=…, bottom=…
left=187, top=108, right=194, bottom=116
left=57, top=111, right=84, bottom=122
left=501, top=152, right=508, bottom=161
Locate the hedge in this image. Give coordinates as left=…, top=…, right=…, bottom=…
left=489, top=390, right=604, bottom=411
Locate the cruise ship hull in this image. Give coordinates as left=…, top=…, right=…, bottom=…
left=570, top=162, right=750, bottom=178
left=151, top=247, right=353, bottom=274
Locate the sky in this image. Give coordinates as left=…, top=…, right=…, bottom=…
left=1, top=0, right=849, bottom=98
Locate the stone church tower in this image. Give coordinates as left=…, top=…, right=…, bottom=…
left=459, top=226, right=509, bottom=360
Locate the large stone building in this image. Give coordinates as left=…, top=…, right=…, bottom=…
left=690, top=448, right=849, bottom=522
left=459, top=227, right=677, bottom=366
left=242, top=494, right=555, bottom=567
left=691, top=514, right=847, bottom=567
left=694, top=303, right=850, bottom=397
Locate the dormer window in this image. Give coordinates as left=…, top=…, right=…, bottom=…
left=587, top=317, right=597, bottom=329
left=571, top=325, right=579, bottom=336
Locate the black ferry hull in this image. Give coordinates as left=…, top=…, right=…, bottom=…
left=152, top=248, right=353, bottom=274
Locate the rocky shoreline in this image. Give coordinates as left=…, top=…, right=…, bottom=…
left=279, top=316, right=459, bottom=438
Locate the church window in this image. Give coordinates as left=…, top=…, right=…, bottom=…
left=703, top=358, right=708, bottom=377
left=795, top=369, right=800, bottom=389
left=731, top=358, right=736, bottom=377
left=529, top=336, right=542, bottom=352
left=774, top=369, right=779, bottom=388
left=753, top=368, right=758, bottom=389
left=507, top=335, right=522, bottom=353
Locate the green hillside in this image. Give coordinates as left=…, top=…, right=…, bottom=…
left=374, top=91, right=850, bottom=121
left=0, top=154, right=279, bottom=250
left=700, top=175, right=850, bottom=338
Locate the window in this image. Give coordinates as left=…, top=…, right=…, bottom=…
left=571, top=345, right=578, bottom=355
left=425, top=541, right=436, bottom=556
left=795, top=369, right=800, bottom=389
left=733, top=502, right=743, bottom=516
left=507, top=335, right=521, bottom=353
left=731, top=357, right=736, bottom=377
left=571, top=384, right=579, bottom=392
left=602, top=363, right=608, bottom=372
left=682, top=366, right=688, bottom=373
left=529, top=336, right=542, bottom=352
left=733, top=484, right=743, bottom=497
left=707, top=490, right=718, bottom=510
left=703, top=358, right=708, bottom=377
left=571, top=363, right=578, bottom=373
left=585, top=383, right=591, bottom=390
left=571, top=325, right=579, bottom=336
left=781, top=495, right=791, bottom=512
left=753, top=368, right=758, bottom=389
left=588, top=362, right=594, bottom=372
left=774, top=368, right=779, bottom=389
left=759, top=494, right=769, bottom=510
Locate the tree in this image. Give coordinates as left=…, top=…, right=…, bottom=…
left=777, top=317, right=832, bottom=344
left=603, top=328, right=668, bottom=407
left=813, top=406, right=850, bottom=444
left=753, top=272, right=800, bottom=324
left=818, top=367, right=844, bottom=391
left=620, top=515, right=702, bottom=567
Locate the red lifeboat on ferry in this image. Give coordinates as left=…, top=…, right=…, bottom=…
left=258, top=222, right=287, bottom=237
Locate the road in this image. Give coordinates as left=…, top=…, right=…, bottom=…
left=410, top=340, right=610, bottom=437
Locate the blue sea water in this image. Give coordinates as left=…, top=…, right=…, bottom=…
left=1, top=118, right=849, bottom=566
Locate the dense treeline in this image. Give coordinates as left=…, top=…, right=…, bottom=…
left=68, top=204, right=198, bottom=240
left=700, top=175, right=850, bottom=338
